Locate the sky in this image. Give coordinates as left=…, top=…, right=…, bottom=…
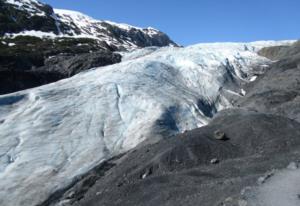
left=41, top=0, right=300, bottom=46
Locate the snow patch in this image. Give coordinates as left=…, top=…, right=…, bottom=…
left=250, top=75, right=258, bottom=82
left=2, top=2, right=173, bottom=50
left=248, top=162, right=300, bottom=206
left=4, top=30, right=58, bottom=39
left=53, top=9, right=167, bottom=50
left=8, top=43, right=16, bottom=47
left=5, top=0, right=46, bottom=16
left=241, top=89, right=246, bottom=96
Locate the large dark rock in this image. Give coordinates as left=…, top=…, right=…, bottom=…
left=47, top=109, right=300, bottom=206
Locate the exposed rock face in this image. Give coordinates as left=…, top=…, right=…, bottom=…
left=0, top=36, right=114, bottom=70
left=0, top=70, right=61, bottom=95
left=0, top=36, right=122, bottom=94
left=0, top=50, right=122, bottom=94
left=38, top=51, right=122, bottom=77
left=0, top=0, right=64, bottom=35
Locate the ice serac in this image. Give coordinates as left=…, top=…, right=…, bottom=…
left=0, top=41, right=294, bottom=205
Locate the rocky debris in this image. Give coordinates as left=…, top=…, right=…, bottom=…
left=239, top=40, right=300, bottom=122
left=39, top=154, right=125, bottom=206
left=49, top=109, right=300, bottom=206
left=258, top=41, right=300, bottom=60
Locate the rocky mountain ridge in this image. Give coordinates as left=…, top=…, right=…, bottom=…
left=0, top=0, right=177, bottom=94
left=1, top=0, right=177, bottom=49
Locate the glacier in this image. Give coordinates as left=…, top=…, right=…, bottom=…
left=0, top=41, right=294, bottom=206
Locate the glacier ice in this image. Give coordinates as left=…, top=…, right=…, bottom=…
left=0, top=41, right=294, bottom=205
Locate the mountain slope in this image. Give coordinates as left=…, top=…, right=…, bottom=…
left=54, top=9, right=177, bottom=50
left=0, top=0, right=64, bottom=35
left=1, top=0, right=177, bottom=49
left=0, top=0, right=177, bottom=95
left=0, top=41, right=293, bottom=206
